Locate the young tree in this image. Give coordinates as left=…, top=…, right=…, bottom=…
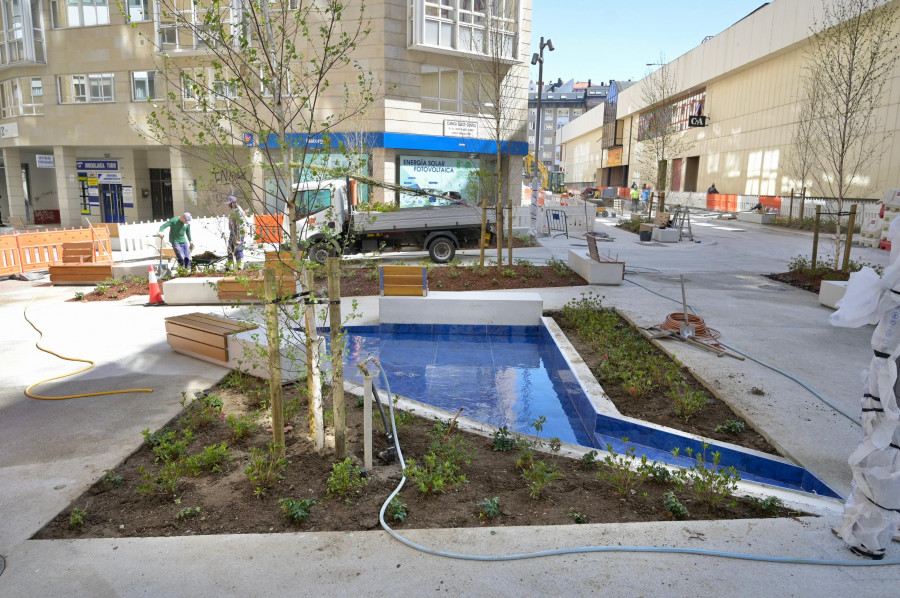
left=783, top=68, right=822, bottom=215
left=636, top=56, right=694, bottom=212
left=464, top=0, right=528, bottom=267
left=804, top=0, right=899, bottom=264
left=136, top=0, right=377, bottom=455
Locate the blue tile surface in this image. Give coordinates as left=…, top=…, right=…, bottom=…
left=332, top=323, right=839, bottom=498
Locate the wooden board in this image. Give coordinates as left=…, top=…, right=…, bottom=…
left=48, top=263, right=113, bottom=284
left=164, top=313, right=257, bottom=335
left=380, top=265, right=427, bottom=297
left=216, top=277, right=296, bottom=301
left=61, top=242, right=95, bottom=263
left=166, top=333, right=229, bottom=362
left=164, top=313, right=258, bottom=363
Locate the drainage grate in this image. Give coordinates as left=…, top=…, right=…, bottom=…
left=758, top=284, right=788, bottom=292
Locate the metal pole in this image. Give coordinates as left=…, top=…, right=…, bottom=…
left=812, top=204, right=821, bottom=267
left=842, top=204, right=857, bottom=273
left=534, top=39, right=545, bottom=178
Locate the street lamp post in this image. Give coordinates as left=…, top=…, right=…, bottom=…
left=531, top=37, right=554, bottom=179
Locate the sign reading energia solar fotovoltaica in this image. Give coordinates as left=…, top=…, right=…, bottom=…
left=398, top=155, right=480, bottom=208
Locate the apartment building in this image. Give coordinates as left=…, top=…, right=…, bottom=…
left=0, top=0, right=531, bottom=228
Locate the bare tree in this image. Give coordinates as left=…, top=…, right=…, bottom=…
left=463, top=0, right=528, bottom=267
left=804, top=0, right=899, bottom=264
left=636, top=56, right=694, bottom=211
left=784, top=67, right=822, bottom=205
left=135, top=0, right=378, bottom=455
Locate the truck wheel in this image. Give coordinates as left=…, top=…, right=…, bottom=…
left=428, top=237, right=455, bottom=263
left=309, top=241, right=336, bottom=265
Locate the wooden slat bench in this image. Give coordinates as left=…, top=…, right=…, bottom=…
left=49, top=242, right=114, bottom=284
left=216, top=251, right=300, bottom=302
left=379, top=265, right=427, bottom=296
left=165, top=312, right=258, bottom=363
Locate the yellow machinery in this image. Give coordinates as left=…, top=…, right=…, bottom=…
left=524, top=153, right=548, bottom=189
left=524, top=154, right=566, bottom=193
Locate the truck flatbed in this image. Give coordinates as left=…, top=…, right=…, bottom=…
left=351, top=204, right=492, bottom=234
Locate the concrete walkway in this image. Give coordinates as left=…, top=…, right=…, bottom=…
left=1, top=216, right=899, bottom=597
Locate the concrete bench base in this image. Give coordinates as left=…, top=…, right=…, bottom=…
left=651, top=227, right=680, bottom=242
left=379, top=291, right=543, bottom=326
left=567, top=250, right=624, bottom=285
left=819, top=280, right=849, bottom=309
left=737, top=213, right=777, bottom=224
left=162, top=277, right=221, bottom=304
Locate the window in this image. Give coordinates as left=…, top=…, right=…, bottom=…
left=409, top=0, right=520, bottom=59
left=297, top=188, right=332, bottom=217
left=58, top=73, right=114, bottom=103
left=0, top=76, right=43, bottom=117
left=131, top=71, right=158, bottom=100
left=0, top=0, right=45, bottom=66
left=543, top=122, right=553, bottom=131
left=181, top=67, right=240, bottom=110
left=557, top=108, right=569, bottom=118
left=572, top=108, right=583, bottom=117
left=158, top=0, right=241, bottom=51
left=127, top=0, right=150, bottom=21
left=30, top=77, right=41, bottom=97
left=51, top=0, right=110, bottom=28
left=544, top=110, right=553, bottom=120
left=421, top=65, right=485, bottom=114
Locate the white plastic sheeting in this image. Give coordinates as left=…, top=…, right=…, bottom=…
left=830, top=218, right=900, bottom=558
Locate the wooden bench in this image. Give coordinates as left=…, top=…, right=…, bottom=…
left=216, top=251, right=300, bottom=302
left=49, top=241, right=114, bottom=284
left=379, top=265, right=427, bottom=296
left=165, top=312, right=258, bottom=363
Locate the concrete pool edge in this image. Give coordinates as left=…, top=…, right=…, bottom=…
left=341, top=380, right=844, bottom=516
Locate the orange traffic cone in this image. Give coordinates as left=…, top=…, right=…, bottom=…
left=147, top=265, right=164, bottom=305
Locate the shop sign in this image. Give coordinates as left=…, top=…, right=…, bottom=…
left=444, top=119, right=478, bottom=138
left=398, top=155, right=480, bottom=208
left=76, top=160, right=119, bottom=171
left=688, top=115, right=708, bottom=127
left=36, top=155, right=55, bottom=168
left=98, top=173, right=123, bottom=184
left=0, top=122, right=18, bottom=138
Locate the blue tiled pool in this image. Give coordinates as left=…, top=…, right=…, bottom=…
left=334, top=323, right=840, bottom=498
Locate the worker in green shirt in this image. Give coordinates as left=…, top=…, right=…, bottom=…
left=158, top=212, right=194, bottom=269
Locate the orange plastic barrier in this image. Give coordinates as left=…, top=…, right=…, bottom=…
left=255, top=214, right=284, bottom=244
left=10, top=226, right=112, bottom=274
left=707, top=194, right=738, bottom=212
left=759, top=196, right=783, bottom=212
left=0, top=234, right=21, bottom=277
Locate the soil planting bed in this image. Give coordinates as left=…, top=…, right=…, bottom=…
left=34, top=374, right=802, bottom=540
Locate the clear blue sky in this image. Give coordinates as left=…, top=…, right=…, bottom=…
left=529, top=0, right=770, bottom=85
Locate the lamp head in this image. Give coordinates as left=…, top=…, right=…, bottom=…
left=546, top=39, right=554, bottom=52
left=531, top=52, right=539, bottom=65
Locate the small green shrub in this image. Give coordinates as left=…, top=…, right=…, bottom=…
left=743, top=495, right=786, bottom=516
left=326, top=457, right=367, bottom=502
left=136, top=461, right=184, bottom=496
left=492, top=426, right=517, bottom=452
left=669, top=384, right=709, bottom=421
left=226, top=413, right=258, bottom=440
left=405, top=454, right=466, bottom=494
left=501, top=268, right=516, bottom=278
left=530, top=415, right=547, bottom=437
left=547, top=258, right=572, bottom=276
left=176, top=506, right=202, bottom=520
left=185, top=442, right=231, bottom=474
left=69, top=508, right=87, bottom=528
left=515, top=447, right=534, bottom=471
left=180, top=393, right=224, bottom=430
left=715, top=419, right=746, bottom=434
left=580, top=450, right=599, bottom=470
left=279, top=498, right=316, bottom=523
left=387, top=498, right=408, bottom=523
left=74, top=291, right=85, bottom=300
left=567, top=509, right=588, bottom=524
left=663, top=491, right=690, bottom=520
left=522, top=461, right=563, bottom=499
left=548, top=437, right=562, bottom=452
left=244, top=443, right=287, bottom=498
left=476, top=496, right=501, bottom=520
left=141, top=428, right=193, bottom=463
left=94, top=283, right=109, bottom=295
left=675, top=444, right=740, bottom=508
left=101, top=470, right=124, bottom=488
left=596, top=442, right=649, bottom=495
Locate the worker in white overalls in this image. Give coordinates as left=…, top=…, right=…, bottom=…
left=831, top=218, right=900, bottom=560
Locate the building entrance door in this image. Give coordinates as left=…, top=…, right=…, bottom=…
left=100, top=184, right=125, bottom=223
left=150, top=169, right=173, bottom=221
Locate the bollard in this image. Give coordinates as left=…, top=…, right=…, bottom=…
left=363, top=375, right=373, bottom=470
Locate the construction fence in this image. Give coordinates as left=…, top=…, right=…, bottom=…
left=0, top=227, right=113, bottom=277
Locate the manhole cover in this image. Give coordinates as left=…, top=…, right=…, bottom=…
left=758, top=284, right=788, bottom=292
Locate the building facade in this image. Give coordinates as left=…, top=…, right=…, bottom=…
left=526, top=79, right=608, bottom=173
left=0, top=0, right=531, bottom=228
left=565, top=0, right=900, bottom=199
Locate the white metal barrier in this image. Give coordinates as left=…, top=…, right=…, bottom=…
left=117, top=215, right=259, bottom=261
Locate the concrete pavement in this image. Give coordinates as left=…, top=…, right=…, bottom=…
left=1, top=214, right=899, bottom=596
